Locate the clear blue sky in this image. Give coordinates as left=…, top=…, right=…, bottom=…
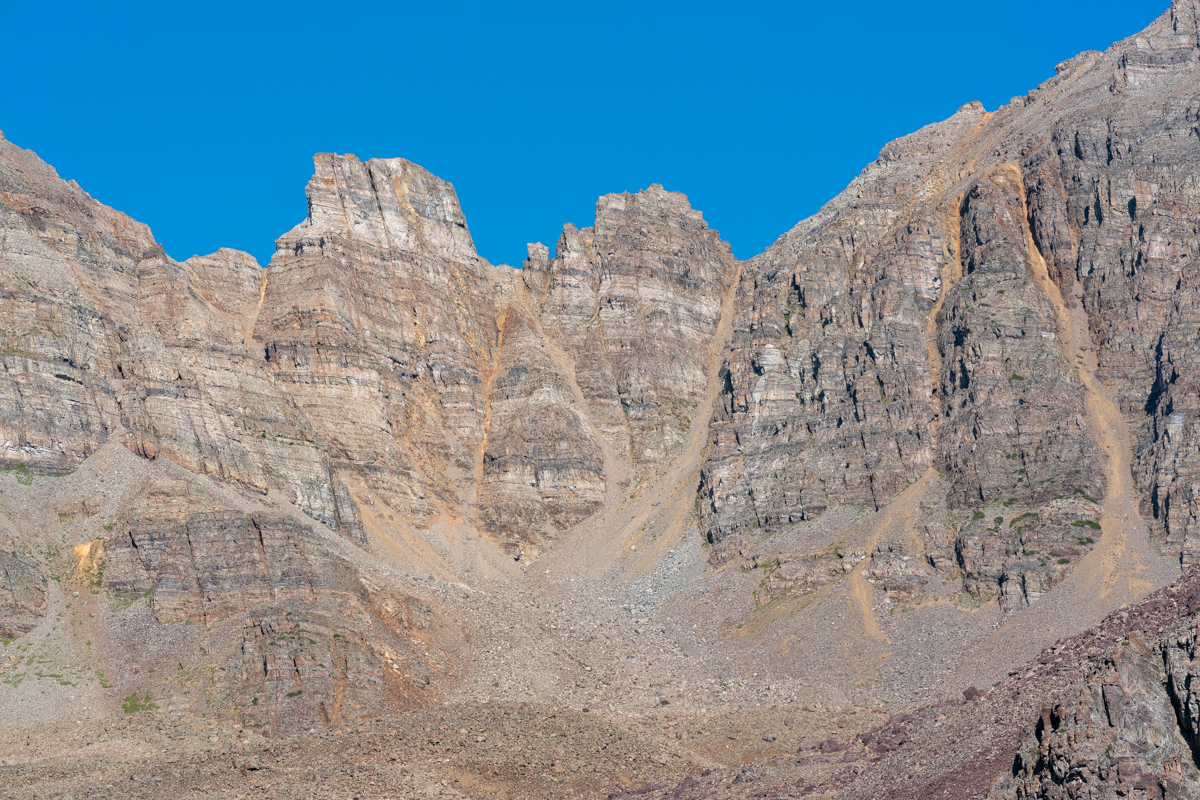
left=3, top=1, right=1165, bottom=267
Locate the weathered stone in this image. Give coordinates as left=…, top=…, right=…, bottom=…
left=697, top=0, right=1200, bottom=611
left=102, top=482, right=355, bottom=625
left=254, top=154, right=503, bottom=534
left=937, top=169, right=1101, bottom=513
left=522, top=186, right=738, bottom=482
left=101, top=479, right=455, bottom=730
left=1009, top=626, right=1200, bottom=798
left=0, top=550, right=45, bottom=639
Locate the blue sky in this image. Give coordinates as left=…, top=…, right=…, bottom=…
left=4, top=1, right=1165, bottom=267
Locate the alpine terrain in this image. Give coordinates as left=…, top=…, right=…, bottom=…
left=4, top=3, right=1200, bottom=798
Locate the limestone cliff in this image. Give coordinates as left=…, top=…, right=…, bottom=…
left=699, top=0, right=1200, bottom=612
left=2, top=1, right=1200, bottom=774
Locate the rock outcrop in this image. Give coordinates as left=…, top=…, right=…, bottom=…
left=3, top=1, right=1200, bottom=776
left=1008, top=620, right=1200, bottom=798
left=101, top=478, right=456, bottom=731
left=619, top=566, right=1200, bottom=800
left=0, top=550, right=45, bottom=640
left=698, top=0, right=1200, bottom=611
left=103, top=482, right=356, bottom=625
left=0, top=130, right=343, bottom=537
left=254, top=154, right=504, bottom=537
left=521, top=186, right=737, bottom=479
left=0, top=132, right=736, bottom=556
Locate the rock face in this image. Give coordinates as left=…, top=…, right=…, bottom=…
left=100, top=478, right=456, bottom=731
left=937, top=168, right=1100, bottom=514
left=0, top=550, right=45, bottom=640
left=1009, top=621, right=1200, bottom=799
left=521, top=187, right=738, bottom=479
left=103, top=482, right=356, bottom=625
left=698, top=0, right=1200, bottom=611
left=252, top=159, right=735, bottom=550
left=254, top=153, right=503, bottom=537
left=0, top=124, right=739, bottom=725
left=6, top=0, right=1190, bottom=599
left=3, top=0, right=1200, bottom=775
left=0, top=141, right=129, bottom=473
left=0, top=132, right=341, bottom=536
left=475, top=304, right=608, bottom=545
left=0, top=133, right=734, bottom=556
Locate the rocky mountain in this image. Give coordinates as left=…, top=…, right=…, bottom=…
left=700, top=0, right=1200, bottom=614
left=2, top=1, right=1200, bottom=798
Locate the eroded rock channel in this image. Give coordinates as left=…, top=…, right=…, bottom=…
left=4, top=2, right=1200, bottom=797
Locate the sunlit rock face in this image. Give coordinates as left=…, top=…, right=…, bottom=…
left=3, top=1, right=1200, bottom=771
left=695, top=0, right=1200, bottom=612
left=521, top=185, right=739, bottom=479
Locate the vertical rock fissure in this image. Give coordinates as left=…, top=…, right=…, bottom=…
left=248, top=266, right=268, bottom=345
left=926, top=194, right=966, bottom=442
left=1163, top=644, right=1200, bottom=770
left=181, top=521, right=209, bottom=628
left=474, top=307, right=508, bottom=523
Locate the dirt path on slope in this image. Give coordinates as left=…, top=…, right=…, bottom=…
left=844, top=468, right=939, bottom=642
left=736, top=197, right=960, bottom=658
left=954, top=167, right=1179, bottom=681
left=1009, top=163, right=1171, bottom=601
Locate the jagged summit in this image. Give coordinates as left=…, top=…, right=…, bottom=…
left=2, top=3, right=1200, bottom=798
left=282, top=152, right=481, bottom=265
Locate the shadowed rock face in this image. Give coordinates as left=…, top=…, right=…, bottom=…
left=1008, top=620, right=1200, bottom=799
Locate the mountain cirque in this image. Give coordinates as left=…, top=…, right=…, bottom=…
left=4, top=1, right=1200, bottom=798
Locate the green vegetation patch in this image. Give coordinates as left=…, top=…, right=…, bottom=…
left=122, top=692, right=155, bottom=713
left=1, top=465, right=35, bottom=486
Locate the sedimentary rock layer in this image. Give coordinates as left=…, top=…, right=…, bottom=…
left=699, top=0, right=1200, bottom=609
left=2, top=2, right=1200, bottom=740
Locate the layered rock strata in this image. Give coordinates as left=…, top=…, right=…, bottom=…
left=699, top=0, right=1200, bottom=610
left=1, top=2, right=1200, bottom=715
left=102, top=479, right=455, bottom=731
left=0, top=550, right=45, bottom=640
left=0, top=134, right=344, bottom=536
left=1008, top=616, right=1200, bottom=798
left=521, top=186, right=737, bottom=480
left=0, top=134, right=734, bottom=553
